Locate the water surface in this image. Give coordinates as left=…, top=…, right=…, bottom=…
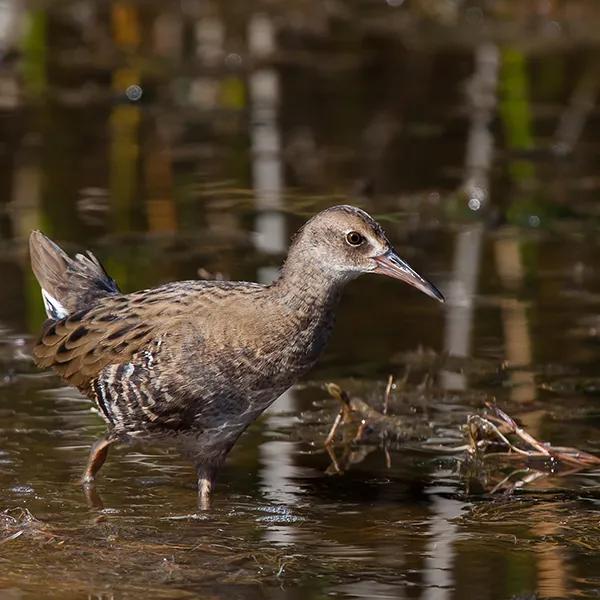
left=1, top=2, right=600, bottom=598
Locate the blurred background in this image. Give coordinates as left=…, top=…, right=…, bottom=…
left=2, top=1, right=600, bottom=599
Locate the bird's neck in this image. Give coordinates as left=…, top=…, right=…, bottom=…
left=266, top=255, right=350, bottom=372
left=270, top=254, right=348, bottom=315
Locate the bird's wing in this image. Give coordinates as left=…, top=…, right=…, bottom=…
left=32, top=283, right=206, bottom=391
left=33, top=280, right=269, bottom=433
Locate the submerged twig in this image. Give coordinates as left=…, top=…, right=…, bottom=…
left=324, top=410, right=344, bottom=447
left=484, top=403, right=550, bottom=456
left=0, top=530, right=24, bottom=545
left=383, top=375, right=394, bottom=415
left=323, top=383, right=353, bottom=446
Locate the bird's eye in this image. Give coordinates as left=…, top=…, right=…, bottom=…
left=345, top=231, right=364, bottom=246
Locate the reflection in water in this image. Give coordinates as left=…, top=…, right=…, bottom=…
left=553, top=58, right=600, bottom=155
left=0, top=0, right=20, bottom=109
left=145, top=123, right=177, bottom=234
left=110, top=3, right=141, bottom=234
left=535, top=518, right=570, bottom=599
left=441, top=226, right=483, bottom=391
left=153, top=8, right=183, bottom=59
left=434, top=43, right=499, bottom=596
left=494, top=234, right=536, bottom=404
left=441, top=43, right=498, bottom=392
left=463, top=43, right=499, bottom=212
left=496, top=43, right=569, bottom=590
left=423, top=482, right=464, bottom=600
left=494, top=231, right=571, bottom=596
left=10, top=138, right=41, bottom=240
left=249, top=13, right=286, bottom=277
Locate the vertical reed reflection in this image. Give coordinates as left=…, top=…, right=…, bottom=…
left=109, top=2, right=141, bottom=236
left=249, top=12, right=286, bottom=279
left=440, top=226, right=483, bottom=391
left=430, top=43, right=499, bottom=598
left=494, top=233, right=536, bottom=404
left=440, top=43, right=498, bottom=392
left=494, top=232, right=571, bottom=595
left=11, top=135, right=45, bottom=331
left=145, top=123, right=177, bottom=234
left=0, top=0, right=21, bottom=109
left=498, top=46, right=570, bottom=596
left=248, top=13, right=300, bottom=541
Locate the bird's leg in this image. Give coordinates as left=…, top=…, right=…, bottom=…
left=197, top=465, right=217, bottom=510
left=81, top=435, right=115, bottom=485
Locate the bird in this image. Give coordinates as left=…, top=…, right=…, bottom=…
left=29, top=205, right=444, bottom=506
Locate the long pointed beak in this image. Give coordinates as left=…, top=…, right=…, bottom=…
left=373, top=249, right=445, bottom=302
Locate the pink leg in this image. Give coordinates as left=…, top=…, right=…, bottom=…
left=81, top=436, right=114, bottom=484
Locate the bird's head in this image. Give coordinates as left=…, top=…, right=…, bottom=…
left=289, top=205, right=444, bottom=302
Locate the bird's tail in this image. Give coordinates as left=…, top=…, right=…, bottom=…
left=29, top=231, right=120, bottom=319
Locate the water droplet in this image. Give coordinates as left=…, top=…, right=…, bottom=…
left=126, top=84, right=143, bottom=102
left=468, top=198, right=481, bottom=211
left=225, top=53, right=243, bottom=67
left=528, top=215, right=541, bottom=227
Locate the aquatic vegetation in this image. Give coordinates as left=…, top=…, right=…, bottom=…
left=320, top=381, right=600, bottom=494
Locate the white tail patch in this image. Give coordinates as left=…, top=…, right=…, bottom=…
left=41, top=289, right=68, bottom=320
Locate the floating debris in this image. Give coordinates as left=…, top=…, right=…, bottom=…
left=0, top=508, right=59, bottom=545
left=467, top=403, right=600, bottom=467
left=323, top=380, right=432, bottom=474
left=321, top=382, right=600, bottom=493
left=323, top=380, right=432, bottom=447
left=461, top=403, right=600, bottom=493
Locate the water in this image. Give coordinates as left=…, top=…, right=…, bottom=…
left=1, top=1, right=600, bottom=598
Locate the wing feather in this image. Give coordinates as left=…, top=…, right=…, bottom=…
left=32, top=289, right=185, bottom=390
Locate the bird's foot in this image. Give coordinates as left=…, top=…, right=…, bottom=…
left=197, top=466, right=217, bottom=510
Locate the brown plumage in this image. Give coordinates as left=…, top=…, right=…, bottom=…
left=30, top=205, right=443, bottom=505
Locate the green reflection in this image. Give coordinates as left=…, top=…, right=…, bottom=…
left=21, top=9, right=47, bottom=100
